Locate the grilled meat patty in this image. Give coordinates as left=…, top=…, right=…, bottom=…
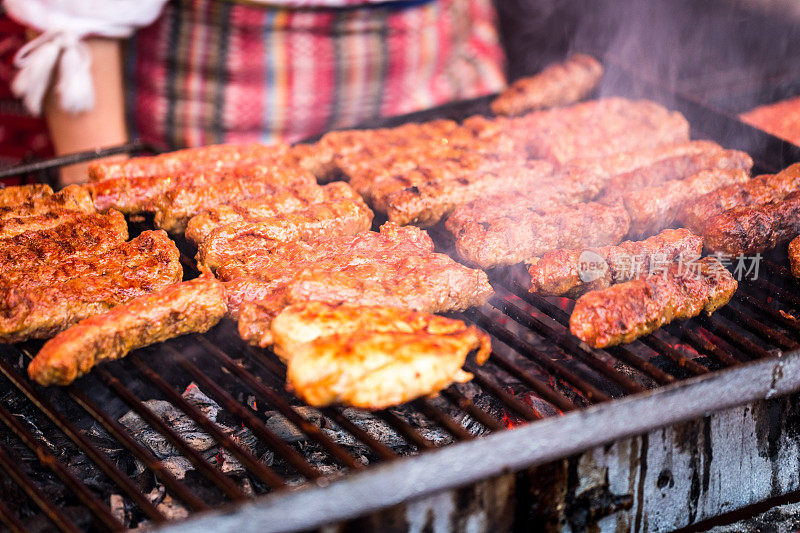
left=0, top=185, right=96, bottom=239
left=0, top=210, right=128, bottom=270
left=508, top=98, right=690, bottom=164
left=789, top=236, right=800, bottom=278
left=446, top=199, right=630, bottom=269
left=600, top=149, right=752, bottom=197
left=185, top=181, right=349, bottom=245
left=0, top=233, right=182, bottom=343
left=0, top=183, right=53, bottom=208
left=379, top=158, right=554, bottom=227
left=570, top=257, right=737, bottom=348
left=271, top=301, right=491, bottom=363
left=197, top=192, right=374, bottom=271
left=702, top=190, right=800, bottom=254
left=0, top=230, right=176, bottom=292
left=226, top=224, right=493, bottom=344
left=28, top=274, right=226, bottom=386
left=529, top=228, right=703, bottom=297
left=152, top=167, right=317, bottom=233
left=620, top=168, right=750, bottom=239
left=0, top=185, right=93, bottom=220
left=676, top=163, right=800, bottom=234
left=277, top=303, right=490, bottom=409
left=91, top=154, right=317, bottom=217
left=490, top=54, right=603, bottom=116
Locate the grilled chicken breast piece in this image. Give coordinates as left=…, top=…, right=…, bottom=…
left=28, top=274, right=226, bottom=386
left=274, top=303, right=490, bottom=409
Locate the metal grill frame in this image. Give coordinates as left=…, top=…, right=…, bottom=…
left=2, top=61, right=800, bottom=533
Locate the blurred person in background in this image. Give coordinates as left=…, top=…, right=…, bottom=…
left=4, top=0, right=506, bottom=184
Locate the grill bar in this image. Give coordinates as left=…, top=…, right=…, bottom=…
left=0, top=398, right=123, bottom=530
left=182, top=340, right=365, bottom=471
left=163, top=344, right=323, bottom=480
left=0, top=439, right=81, bottom=533
left=94, top=366, right=249, bottom=501
left=129, top=352, right=287, bottom=490
left=3, top=70, right=800, bottom=531
left=491, top=291, right=647, bottom=394
left=0, top=493, right=28, bottom=533
left=467, top=307, right=612, bottom=403
left=64, top=384, right=210, bottom=513
left=0, top=354, right=167, bottom=523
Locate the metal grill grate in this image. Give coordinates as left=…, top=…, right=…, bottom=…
left=2, top=64, right=800, bottom=532
left=1, top=230, right=799, bottom=531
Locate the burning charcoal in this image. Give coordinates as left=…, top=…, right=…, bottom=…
left=264, top=407, right=324, bottom=442
left=118, top=383, right=261, bottom=480
left=160, top=456, right=195, bottom=480
left=109, top=494, right=127, bottom=527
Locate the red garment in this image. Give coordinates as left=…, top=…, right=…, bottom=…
left=0, top=14, right=53, bottom=176
left=127, top=0, right=506, bottom=149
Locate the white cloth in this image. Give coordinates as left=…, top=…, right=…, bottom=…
left=4, top=0, right=169, bottom=115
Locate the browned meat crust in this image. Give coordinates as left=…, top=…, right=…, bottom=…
left=185, top=181, right=363, bottom=245
left=507, top=98, right=690, bottom=165
left=702, top=191, right=800, bottom=254
left=0, top=210, right=129, bottom=270
left=529, top=228, right=703, bottom=297
left=0, top=185, right=93, bottom=220
left=236, top=252, right=493, bottom=346
left=222, top=224, right=493, bottom=343
left=0, top=184, right=53, bottom=208
left=676, top=163, right=800, bottom=234
left=600, top=149, right=752, bottom=196
left=185, top=182, right=327, bottom=244
left=87, top=143, right=291, bottom=182
left=491, top=54, right=604, bottom=116
left=790, top=236, right=800, bottom=278
left=197, top=192, right=374, bottom=271
left=446, top=199, right=630, bottom=269
left=91, top=154, right=315, bottom=215
left=0, top=230, right=176, bottom=291
left=0, top=185, right=96, bottom=239
left=274, top=302, right=490, bottom=409
left=314, top=120, right=463, bottom=180
left=218, top=221, right=435, bottom=283
left=0, top=233, right=182, bottom=343
left=28, top=274, right=226, bottom=386
left=621, top=168, right=750, bottom=239
left=378, top=158, right=553, bottom=227
left=270, top=301, right=490, bottom=364
left=152, top=167, right=317, bottom=233
left=555, top=141, right=724, bottom=202
left=569, top=257, right=737, bottom=348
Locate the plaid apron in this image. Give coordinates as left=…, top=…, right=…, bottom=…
left=126, top=0, right=506, bottom=149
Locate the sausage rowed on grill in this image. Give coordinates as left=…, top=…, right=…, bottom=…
left=491, top=54, right=604, bottom=116
left=702, top=191, right=800, bottom=254
left=569, top=257, right=737, bottom=349
left=677, top=163, right=800, bottom=234
left=529, top=228, right=703, bottom=297
left=446, top=199, right=630, bottom=269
